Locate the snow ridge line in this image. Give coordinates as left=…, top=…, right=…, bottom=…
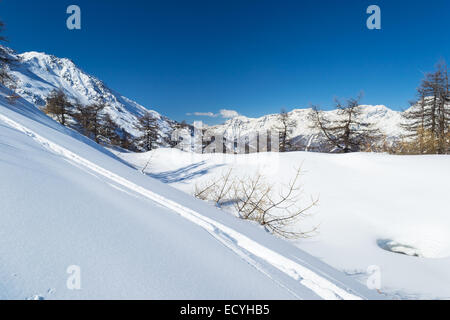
left=0, top=113, right=364, bottom=300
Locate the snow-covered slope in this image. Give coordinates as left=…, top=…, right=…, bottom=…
left=119, top=148, right=450, bottom=299
left=0, top=86, right=379, bottom=300
left=6, top=47, right=174, bottom=137
left=204, top=105, right=405, bottom=151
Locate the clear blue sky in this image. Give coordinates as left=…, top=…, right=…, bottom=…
left=1, top=0, right=449, bottom=124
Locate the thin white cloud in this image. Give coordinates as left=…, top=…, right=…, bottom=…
left=186, top=109, right=240, bottom=119
left=186, top=112, right=218, bottom=117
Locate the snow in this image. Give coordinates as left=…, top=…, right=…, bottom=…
left=2, top=46, right=447, bottom=300
left=0, top=86, right=378, bottom=300
left=4, top=46, right=411, bottom=153
left=6, top=48, right=174, bottom=138
left=118, top=148, right=450, bottom=299
left=204, top=104, right=406, bottom=151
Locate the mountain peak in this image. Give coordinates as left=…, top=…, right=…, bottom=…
left=8, top=47, right=174, bottom=138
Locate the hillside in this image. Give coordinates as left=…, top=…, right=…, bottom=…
left=4, top=47, right=174, bottom=138
left=0, top=85, right=380, bottom=299
left=118, top=148, right=450, bottom=299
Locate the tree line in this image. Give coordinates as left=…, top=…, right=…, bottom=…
left=399, top=62, right=449, bottom=154
left=274, top=62, right=449, bottom=155
left=0, top=20, right=21, bottom=103
left=23, top=62, right=450, bottom=156
left=41, top=88, right=161, bottom=152
left=1, top=18, right=448, bottom=155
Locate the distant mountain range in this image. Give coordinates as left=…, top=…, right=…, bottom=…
left=5, top=46, right=408, bottom=152
left=204, top=105, right=406, bottom=152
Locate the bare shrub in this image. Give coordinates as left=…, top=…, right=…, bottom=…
left=194, top=167, right=318, bottom=239
left=194, top=168, right=234, bottom=205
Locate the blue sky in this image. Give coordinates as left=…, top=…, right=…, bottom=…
left=1, top=0, right=449, bottom=124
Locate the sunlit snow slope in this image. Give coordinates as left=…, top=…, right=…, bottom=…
left=0, top=87, right=379, bottom=300
left=118, top=148, right=450, bottom=299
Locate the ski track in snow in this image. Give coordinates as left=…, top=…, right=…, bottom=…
left=0, top=113, right=364, bottom=300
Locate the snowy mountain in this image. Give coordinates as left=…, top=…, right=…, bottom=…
left=0, top=84, right=380, bottom=299
left=5, top=47, right=175, bottom=138
left=4, top=45, right=407, bottom=153
left=203, top=105, right=406, bottom=152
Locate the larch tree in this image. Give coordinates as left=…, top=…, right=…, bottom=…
left=86, top=103, right=105, bottom=143
left=275, top=109, right=296, bottom=152
left=119, top=128, right=134, bottom=150
left=73, top=102, right=90, bottom=135
left=42, top=89, right=72, bottom=126
left=73, top=102, right=105, bottom=143
left=401, top=62, right=450, bottom=154
left=134, top=112, right=160, bottom=151
left=309, top=95, right=381, bottom=153
left=100, top=113, right=121, bottom=146
left=0, top=20, right=15, bottom=88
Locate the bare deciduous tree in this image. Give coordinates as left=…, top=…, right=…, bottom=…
left=309, top=94, right=381, bottom=153
left=119, top=128, right=134, bottom=150
left=401, top=61, right=450, bottom=154
left=73, top=102, right=105, bottom=143
left=0, top=21, right=16, bottom=89
left=87, top=103, right=105, bottom=143
left=100, top=113, right=121, bottom=146
left=275, top=109, right=296, bottom=152
left=42, top=89, right=72, bottom=126
left=135, top=112, right=160, bottom=151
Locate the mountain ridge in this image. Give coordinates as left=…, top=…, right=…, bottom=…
left=5, top=47, right=175, bottom=139
left=4, top=46, right=408, bottom=152
left=204, top=104, right=406, bottom=152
